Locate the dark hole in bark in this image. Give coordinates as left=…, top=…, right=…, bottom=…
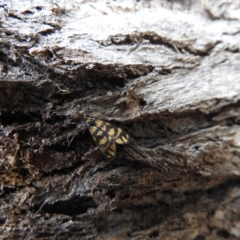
left=148, top=230, right=159, bottom=237
left=37, top=196, right=97, bottom=216
left=139, top=98, right=147, bottom=107
left=194, top=235, right=206, bottom=240
left=216, top=230, right=230, bottom=238
left=0, top=111, right=42, bottom=125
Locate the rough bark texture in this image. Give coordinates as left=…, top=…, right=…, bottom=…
left=0, top=0, right=240, bottom=239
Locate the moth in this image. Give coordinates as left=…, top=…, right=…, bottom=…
left=85, top=117, right=130, bottom=159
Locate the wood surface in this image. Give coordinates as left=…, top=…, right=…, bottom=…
left=0, top=0, right=240, bottom=239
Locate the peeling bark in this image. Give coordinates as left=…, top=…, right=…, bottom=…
left=0, top=0, right=240, bottom=239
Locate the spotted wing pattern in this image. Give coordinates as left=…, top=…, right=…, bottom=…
left=85, top=117, right=130, bottom=159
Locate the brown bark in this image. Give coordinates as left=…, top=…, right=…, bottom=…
left=0, top=0, right=240, bottom=239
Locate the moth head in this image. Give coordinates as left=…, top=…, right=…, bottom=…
left=84, top=115, right=96, bottom=126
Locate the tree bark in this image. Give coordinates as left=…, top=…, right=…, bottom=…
left=0, top=0, right=240, bottom=239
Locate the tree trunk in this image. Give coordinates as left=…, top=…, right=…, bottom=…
left=0, top=0, right=240, bottom=239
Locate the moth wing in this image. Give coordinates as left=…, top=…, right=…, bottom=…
left=95, top=120, right=130, bottom=145
left=99, top=142, right=116, bottom=160
left=94, top=119, right=112, bottom=131
left=87, top=126, right=114, bottom=158
left=88, top=126, right=109, bottom=145
left=88, top=125, right=100, bottom=143
left=112, top=127, right=130, bottom=145
left=87, top=118, right=129, bottom=159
